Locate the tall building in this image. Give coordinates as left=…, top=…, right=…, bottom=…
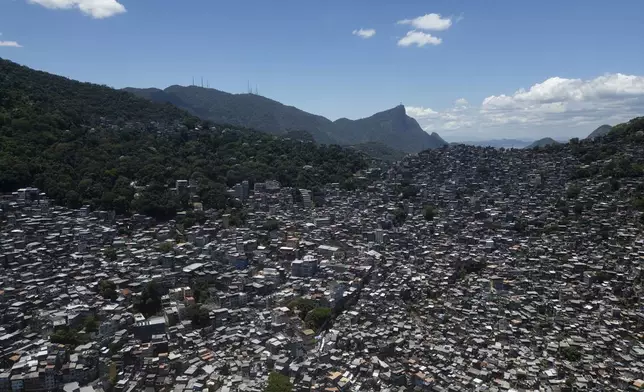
left=291, top=255, right=318, bottom=277
left=375, top=229, right=384, bottom=244
left=300, top=189, right=312, bottom=208
left=233, top=184, right=243, bottom=200
left=242, top=180, right=249, bottom=200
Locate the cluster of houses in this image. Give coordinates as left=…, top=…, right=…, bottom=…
left=0, top=143, right=643, bottom=391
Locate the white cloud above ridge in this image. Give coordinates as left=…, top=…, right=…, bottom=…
left=398, top=30, right=442, bottom=47
left=352, top=28, right=376, bottom=39
left=27, top=0, right=126, bottom=18
left=406, top=73, right=644, bottom=141
left=0, top=41, right=22, bottom=47
left=398, top=13, right=452, bottom=31
left=406, top=106, right=439, bottom=117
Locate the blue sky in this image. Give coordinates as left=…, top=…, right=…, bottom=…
left=1, top=0, right=643, bottom=141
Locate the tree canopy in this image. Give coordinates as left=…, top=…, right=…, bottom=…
left=305, top=307, right=332, bottom=330
left=265, top=372, right=293, bottom=392
left=0, top=59, right=368, bottom=221
left=50, top=326, right=87, bottom=347
left=186, top=304, right=211, bottom=328
left=98, top=279, right=118, bottom=301
left=423, top=205, right=438, bottom=221
left=135, top=281, right=163, bottom=317
left=287, top=297, right=317, bottom=320
left=83, top=315, right=98, bottom=333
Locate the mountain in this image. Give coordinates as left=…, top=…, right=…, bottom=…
left=350, top=142, right=407, bottom=162
left=586, top=124, right=613, bottom=139
left=0, top=58, right=367, bottom=219
left=526, top=137, right=560, bottom=149
left=458, top=139, right=533, bottom=149
left=124, top=85, right=447, bottom=153
left=328, top=105, right=447, bottom=152
left=124, top=85, right=339, bottom=145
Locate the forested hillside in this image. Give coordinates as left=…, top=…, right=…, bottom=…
left=0, top=58, right=368, bottom=219
left=123, top=85, right=339, bottom=144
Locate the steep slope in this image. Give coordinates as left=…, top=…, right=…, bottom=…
left=526, top=137, right=560, bottom=149
left=586, top=124, right=613, bottom=139
left=0, top=58, right=368, bottom=219
left=350, top=142, right=407, bottom=162
left=125, top=85, right=338, bottom=144
left=125, top=86, right=447, bottom=153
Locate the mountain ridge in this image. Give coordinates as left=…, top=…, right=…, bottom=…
left=586, top=124, right=613, bottom=139
left=0, top=57, right=368, bottom=219
left=124, top=85, right=447, bottom=153
left=526, top=137, right=560, bottom=149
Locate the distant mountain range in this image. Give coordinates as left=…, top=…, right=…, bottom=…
left=456, top=139, right=534, bottom=149
left=526, top=137, right=560, bottom=149
left=123, top=86, right=447, bottom=153
left=586, top=124, right=613, bottom=139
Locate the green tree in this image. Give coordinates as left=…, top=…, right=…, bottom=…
left=287, top=297, right=316, bottom=320
left=634, top=197, right=644, bottom=212
left=98, top=279, right=118, bottom=301
left=262, top=219, right=281, bottom=232
left=157, top=242, right=174, bottom=253
left=573, top=203, right=584, bottom=215
left=83, top=316, right=98, bottom=333
left=566, top=185, right=581, bottom=199
left=50, top=326, right=86, bottom=347
left=400, top=185, right=418, bottom=199
left=340, top=179, right=357, bottom=191
left=103, top=247, right=117, bottom=261
left=423, top=205, right=438, bottom=221
left=192, top=281, right=211, bottom=304
left=135, top=281, right=163, bottom=317
left=561, top=346, right=582, bottom=362
left=392, top=208, right=407, bottom=226
left=186, top=304, right=211, bottom=328
left=305, top=307, right=332, bottom=330
left=265, top=372, right=292, bottom=392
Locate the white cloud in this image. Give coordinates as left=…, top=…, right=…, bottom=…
left=482, top=74, right=644, bottom=108
left=27, top=0, right=126, bottom=18
left=455, top=98, right=468, bottom=107
left=398, top=13, right=452, bottom=31
left=352, top=28, right=376, bottom=39
left=406, top=106, right=439, bottom=117
left=405, top=73, right=644, bottom=141
left=397, top=31, right=442, bottom=47
left=0, top=41, right=22, bottom=47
